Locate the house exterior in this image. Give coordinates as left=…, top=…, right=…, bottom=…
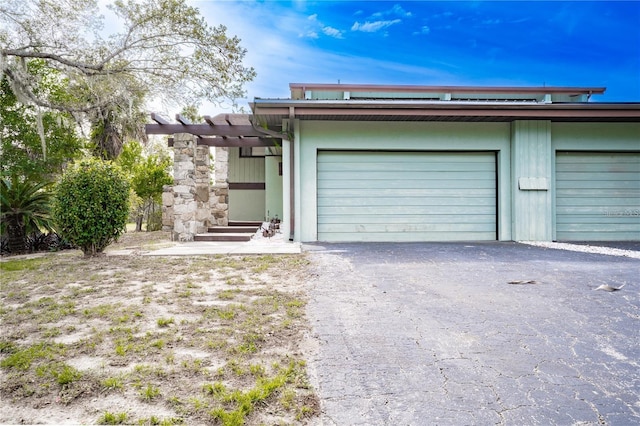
left=148, top=83, right=640, bottom=243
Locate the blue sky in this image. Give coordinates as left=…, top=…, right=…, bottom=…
left=192, top=0, right=640, bottom=111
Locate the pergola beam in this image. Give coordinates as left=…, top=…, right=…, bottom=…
left=145, top=123, right=268, bottom=137
left=175, top=114, right=192, bottom=125
left=168, top=137, right=279, bottom=147
left=150, top=112, right=170, bottom=125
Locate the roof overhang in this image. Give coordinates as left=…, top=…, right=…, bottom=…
left=251, top=99, right=640, bottom=125
left=289, top=82, right=607, bottom=96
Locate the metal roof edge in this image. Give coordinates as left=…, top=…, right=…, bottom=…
left=252, top=99, right=640, bottom=109
left=288, top=83, right=607, bottom=95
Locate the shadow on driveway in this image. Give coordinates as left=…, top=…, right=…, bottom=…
left=304, top=242, right=640, bottom=425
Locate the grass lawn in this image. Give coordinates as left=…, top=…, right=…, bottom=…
left=0, top=231, right=319, bottom=425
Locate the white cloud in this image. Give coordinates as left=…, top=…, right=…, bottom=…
left=413, top=25, right=430, bottom=36
left=303, top=12, right=343, bottom=39
left=322, top=26, right=343, bottom=39
left=390, top=4, right=412, bottom=18
left=372, top=4, right=412, bottom=18
left=351, top=19, right=401, bottom=33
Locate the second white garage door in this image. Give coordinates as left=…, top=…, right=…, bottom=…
left=317, top=151, right=497, bottom=242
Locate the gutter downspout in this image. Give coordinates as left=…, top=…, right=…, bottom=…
left=288, top=107, right=295, bottom=242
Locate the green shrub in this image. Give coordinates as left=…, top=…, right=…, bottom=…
left=53, top=159, right=129, bottom=257
left=0, top=176, right=54, bottom=254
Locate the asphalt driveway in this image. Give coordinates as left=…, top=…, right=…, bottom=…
left=304, top=242, right=640, bottom=425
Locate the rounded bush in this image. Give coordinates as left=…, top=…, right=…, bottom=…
left=54, top=159, right=129, bottom=257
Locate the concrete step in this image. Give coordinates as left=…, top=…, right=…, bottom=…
left=194, top=233, right=253, bottom=242
left=208, top=226, right=259, bottom=233
left=229, top=220, right=263, bottom=227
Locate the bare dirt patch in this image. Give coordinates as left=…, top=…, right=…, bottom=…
left=0, top=231, right=319, bottom=425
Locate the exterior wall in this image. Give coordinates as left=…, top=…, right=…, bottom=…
left=281, top=138, right=292, bottom=241
left=229, top=190, right=266, bottom=221
left=294, top=120, right=512, bottom=242
left=511, top=120, right=553, bottom=241
left=227, top=147, right=266, bottom=222
left=265, top=156, right=283, bottom=221
left=228, top=147, right=265, bottom=182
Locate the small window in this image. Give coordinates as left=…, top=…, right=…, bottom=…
left=239, top=147, right=266, bottom=157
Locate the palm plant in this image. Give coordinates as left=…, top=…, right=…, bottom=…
left=0, top=176, right=54, bottom=254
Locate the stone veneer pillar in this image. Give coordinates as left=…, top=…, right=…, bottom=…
left=168, top=133, right=211, bottom=241
left=211, top=146, right=229, bottom=226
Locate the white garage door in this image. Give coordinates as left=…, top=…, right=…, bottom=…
left=556, top=152, right=640, bottom=241
left=317, top=151, right=497, bottom=242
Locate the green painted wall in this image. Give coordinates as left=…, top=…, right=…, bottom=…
left=228, top=147, right=265, bottom=183
left=265, top=156, right=283, bottom=221
left=229, top=189, right=265, bottom=221
left=283, top=120, right=639, bottom=242
left=227, top=147, right=266, bottom=222
left=511, top=120, right=553, bottom=241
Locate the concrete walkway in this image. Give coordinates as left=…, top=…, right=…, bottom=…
left=108, top=233, right=301, bottom=256
left=305, top=242, right=640, bottom=425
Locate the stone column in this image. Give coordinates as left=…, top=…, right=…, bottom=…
left=161, top=184, right=174, bottom=232
left=211, top=146, right=229, bottom=226
left=170, top=133, right=210, bottom=241
left=194, top=144, right=212, bottom=229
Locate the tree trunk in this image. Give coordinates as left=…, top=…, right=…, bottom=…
left=7, top=219, right=26, bottom=254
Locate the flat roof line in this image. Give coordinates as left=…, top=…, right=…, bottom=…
left=289, top=83, right=606, bottom=95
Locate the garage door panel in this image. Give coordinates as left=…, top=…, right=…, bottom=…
left=556, top=172, right=639, bottom=182
left=555, top=223, right=639, bottom=232
left=555, top=188, right=638, bottom=197
left=319, top=161, right=496, bottom=173
left=556, top=197, right=638, bottom=207
left=318, top=179, right=496, bottom=190
left=556, top=155, right=639, bottom=165
left=317, top=151, right=497, bottom=242
left=318, top=231, right=495, bottom=243
left=318, top=214, right=496, bottom=225
left=318, top=196, right=496, bottom=207
left=319, top=205, right=495, bottom=216
left=556, top=152, right=640, bottom=241
left=557, top=216, right=639, bottom=225
left=319, top=222, right=497, bottom=233
left=319, top=170, right=495, bottom=181
left=318, top=188, right=496, bottom=197
left=318, top=152, right=493, bottom=163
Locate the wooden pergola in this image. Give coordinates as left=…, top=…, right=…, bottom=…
left=145, top=113, right=283, bottom=147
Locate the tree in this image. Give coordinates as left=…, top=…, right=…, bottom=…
left=0, top=176, right=54, bottom=254
left=53, top=159, right=129, bottom=257
left=1, top=0, right=256, bottom=157
left=117, top=140, right=172, bottom=231
left=1, top=75, right=83, bottom=181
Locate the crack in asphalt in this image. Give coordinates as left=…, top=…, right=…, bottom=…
left=305, top=243, right=640, bottom=425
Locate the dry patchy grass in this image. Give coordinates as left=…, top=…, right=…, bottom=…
left=0, top=232, right=319, bottom=425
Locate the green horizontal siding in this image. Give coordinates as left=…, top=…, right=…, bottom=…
left=317, top=151, right=497, bottom=242
left=555, top=152, right=640, bottom=241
